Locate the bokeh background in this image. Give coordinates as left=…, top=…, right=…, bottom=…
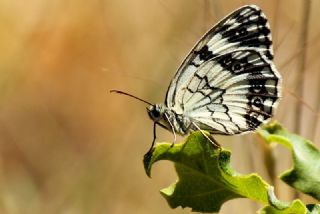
left=0, top=0, right=319, bottom=213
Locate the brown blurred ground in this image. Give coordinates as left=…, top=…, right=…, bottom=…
left=0, top=0, right=319, bottom=213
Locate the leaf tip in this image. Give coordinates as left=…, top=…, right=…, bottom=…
left=143, top=148, right=155, bottom=178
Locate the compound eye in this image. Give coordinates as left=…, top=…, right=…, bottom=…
left=151, top=109, right=160, bottom=119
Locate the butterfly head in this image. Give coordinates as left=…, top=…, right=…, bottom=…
left=147, top=104, right=166, bottom=122
left=147, top=104, right=178, bottom=133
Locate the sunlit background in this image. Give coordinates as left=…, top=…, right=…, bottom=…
left=0, top=0, right=319, bottom=213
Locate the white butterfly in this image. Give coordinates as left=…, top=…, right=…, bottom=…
left=112, top=5, right=281, bottom=151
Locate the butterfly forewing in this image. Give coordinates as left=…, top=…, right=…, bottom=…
left=164, top=5, right=281, bottom=135
left=165, top=5, right=274, bottom=108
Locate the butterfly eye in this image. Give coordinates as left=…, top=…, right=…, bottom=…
left=152, top=109, right=160, bottom=118
left=147, top=105, right=162, bottom=122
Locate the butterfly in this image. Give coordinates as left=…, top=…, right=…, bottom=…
left=111, top=4, right=281, bottom=151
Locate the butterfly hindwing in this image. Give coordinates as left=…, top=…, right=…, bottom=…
left=179, top=50, right=280, bottom=134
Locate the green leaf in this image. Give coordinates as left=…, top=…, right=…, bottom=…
left=307, top=204, right=320, bottom=214
left=143, top=131, right=273, bottom=213
left=259, top=187, right=309, bottom=214
left=258, top=122, right=320, bottom=200
left=259, top=200, right=307, bottom=214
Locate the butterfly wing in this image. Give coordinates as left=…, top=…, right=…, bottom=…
left=183, top=50, right=280, bottom=134
left=165, top=5, right=275, bottom=108
left=165, top=5, right=281, bottom=134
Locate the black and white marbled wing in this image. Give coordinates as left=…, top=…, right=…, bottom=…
left=181, top=50, right=281, bottom=135
left=165, top=5, right=274, bottom=108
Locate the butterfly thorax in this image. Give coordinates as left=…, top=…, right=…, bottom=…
left=147, top=104, right=192, bottom=135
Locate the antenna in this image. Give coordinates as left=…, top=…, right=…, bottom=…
left=110, top=90, right=153, bottom=106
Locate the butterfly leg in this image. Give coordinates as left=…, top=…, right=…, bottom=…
left=143, top=123, right=157, bottom=165
left=164, top=113, right=176, bottom=147
left=170, top=125, right=177, bottom=148
left=192, top=122, right=221, bottom=148
left=170, top=129, right=177, bottom=148
left=146, top=122, right=157, bottom=154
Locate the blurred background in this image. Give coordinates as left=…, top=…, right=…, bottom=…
left=0, top=0, right=319, bottom=213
